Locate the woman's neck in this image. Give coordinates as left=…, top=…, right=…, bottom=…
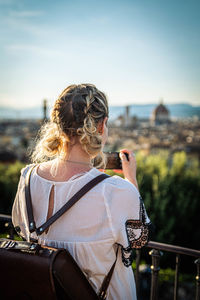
left=61, top=143, right=92, bottom=167
left=37, top=143, right=93, bottom=182
left=54, top=142, right=93, bottom=178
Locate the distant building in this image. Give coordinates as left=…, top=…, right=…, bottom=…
left=114, top=114, right=125, bottom=127
left=43, top=99, right=48, bottom=121
left=114, top=105, right=138, bottom=128
left=124, top=105, right=131, bottom=127
left=151, top=99, right=170, bottom=125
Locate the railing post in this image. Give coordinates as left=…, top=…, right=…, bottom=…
left=5, top=221, right=15, bottom=239
left=174, top=254, right=180, bottom=300
left=195, top=258, right=200, bottom=300
left=135, top=249, right=141, bottom=298
left=149, top=249, right=163, bottom=300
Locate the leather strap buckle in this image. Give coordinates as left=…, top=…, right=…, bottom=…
left=99, top=290, right=107, bottom=300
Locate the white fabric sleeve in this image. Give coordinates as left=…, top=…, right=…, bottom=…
left=12, top=166, right=31, bottom=241
left=104, top=176, right=151, bottom=267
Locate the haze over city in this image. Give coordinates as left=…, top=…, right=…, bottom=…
left=0, top=0, right=200, bottom=108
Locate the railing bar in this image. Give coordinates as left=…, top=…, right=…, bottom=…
left=0, top=214, right=12, bottom=222
left=174, top=254, right=180, bottom=300
left=146, top=241, right=200, bottom=257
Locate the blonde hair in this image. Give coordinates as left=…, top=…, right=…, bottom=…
left=31, top=84, right=109, bottom=168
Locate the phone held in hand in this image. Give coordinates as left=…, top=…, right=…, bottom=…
left=105, top=152, right=129, bottom=169
left=93, top=152, right=129, bottom=169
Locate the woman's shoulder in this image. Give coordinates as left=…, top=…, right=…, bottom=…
left=100, top=172, right=142, bottom=227
left=98, top=171, right=139, bottom=196
left=20, top=163, right=36, bottom=178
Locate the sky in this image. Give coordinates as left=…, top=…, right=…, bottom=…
left=0, top=0, right=200, bottom=108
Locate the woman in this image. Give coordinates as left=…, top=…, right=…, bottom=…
left=12, top=83, right=151, bottom=300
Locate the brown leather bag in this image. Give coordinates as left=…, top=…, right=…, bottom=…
left=0, top=166, right=118, bottom=300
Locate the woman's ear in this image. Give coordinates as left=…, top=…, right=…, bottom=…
left=98, top=117, right=108, bottom=134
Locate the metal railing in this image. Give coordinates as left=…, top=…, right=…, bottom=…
left=135, top=241, right=200, bottom=300
left=1, top=214, right=200, bottom=300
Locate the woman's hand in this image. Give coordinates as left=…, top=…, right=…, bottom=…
left=119, top=149, right=139, bottom=190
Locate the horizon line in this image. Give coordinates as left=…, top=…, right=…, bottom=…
left=0, top=102, right=200, bottom=110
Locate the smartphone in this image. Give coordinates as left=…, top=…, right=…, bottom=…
left=104, top=152, right=129, bottom=169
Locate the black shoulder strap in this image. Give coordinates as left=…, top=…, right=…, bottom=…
left=25, top=165, right=109, bottom=235
left=98, top=245, right=119, bottom=299
left=25, top=165, right=37, bottom=233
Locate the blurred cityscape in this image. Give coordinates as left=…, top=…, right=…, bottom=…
left=0, top=101, right=200, bottom=300
left=0, top=100, right=200, bottom=163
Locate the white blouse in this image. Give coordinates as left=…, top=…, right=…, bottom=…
left=12, top=164, right=151, bottom=300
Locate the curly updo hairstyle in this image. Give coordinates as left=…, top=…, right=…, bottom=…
left=31, top=84, right=109, bottom=168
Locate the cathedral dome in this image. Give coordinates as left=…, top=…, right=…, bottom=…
left=151, top=100, right=170, bottom=124
left=154, top=103, right=169, bottom=115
